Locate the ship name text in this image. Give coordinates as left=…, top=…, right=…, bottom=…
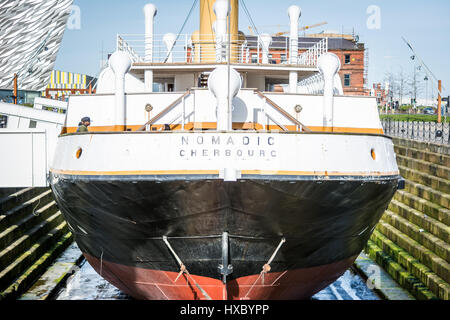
left=179, top=135, right=278, bottom=159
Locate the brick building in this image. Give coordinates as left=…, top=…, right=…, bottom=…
left=371, top=83, right=388, bottom=106
left=245, top=35, right=367, bottom=95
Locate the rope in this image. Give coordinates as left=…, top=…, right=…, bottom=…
left=163, top=236, right=212, bottom=300
left=32, top=196, right=41, bottom=217
left=239, top=0, right=270, bottom=54
left=164, top=0, right=199, bottom=63
left=100, top=249, right=104, bottom=276
left=243, top=237, right=286, bottom=300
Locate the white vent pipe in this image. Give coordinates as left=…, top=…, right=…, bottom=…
left=163, top=33, right=176, bottom=63
left=260, top=34, right=272, bottom=64
left=109, top=51, right=132, bottom=130
left=143, top=3, right=157, bottom=91
left=214, top=0, right=230, bottom=62
left=318, top=52, right=341, bottom=129
left=288, top=5, right=301, bottom=93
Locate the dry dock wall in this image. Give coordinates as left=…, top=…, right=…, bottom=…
left=0, top=137, right=448, bottom=301
left=365, top=137, right=450, bottom=300
left=0, top=188, right=73, bottom=300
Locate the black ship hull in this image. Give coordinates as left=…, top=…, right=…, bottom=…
left=50, top=173, right=399, bottom=300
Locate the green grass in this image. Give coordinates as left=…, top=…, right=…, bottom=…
left=380, top=114, right=450, bottom=123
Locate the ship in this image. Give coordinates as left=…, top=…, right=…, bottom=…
left=48, top=0, right=402, bottom=300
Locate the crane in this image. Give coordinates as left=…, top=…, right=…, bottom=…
left=402, top=36, right=444, bottom=92
left=272, top=21, right=328, bottom=37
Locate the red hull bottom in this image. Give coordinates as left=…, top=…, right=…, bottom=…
left=84, top=253, right=358, bottom=300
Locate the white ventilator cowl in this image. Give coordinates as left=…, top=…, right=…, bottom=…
left=208, top=66, right=242, bottom=99
left=143, top=3, right=157, bottom=91
left=109, top=51, right=132, bottom=78
left=163, top=33, right=177, bottom=62
left=208, top=66, right=242, bottom=131
left=109, top=51, right=132, bottom=128
left=260, top=34, right=272, bottom=64
left=213, top=0, right=230, bottom=35
left=318, top=52, right=341, bottom=128
left=143, top=3, right=157, bottom=61
left=288, top=5, right=301, bottom=93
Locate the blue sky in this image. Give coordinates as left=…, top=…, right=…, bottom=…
left=55, top=0, right=450, bottom=98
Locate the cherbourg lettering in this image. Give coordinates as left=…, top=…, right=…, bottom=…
left=179, top=135, right=277, bottom=159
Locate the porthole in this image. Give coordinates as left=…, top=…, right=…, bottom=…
left=371, top=148, right=376, bottom=160
left=76, top=148, right=83, bottom=159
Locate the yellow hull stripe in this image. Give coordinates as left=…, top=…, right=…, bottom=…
left=61, top=124, right=385, bottom=135
left=50, top=169, right=399, bottom=177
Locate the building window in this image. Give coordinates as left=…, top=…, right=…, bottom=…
left=280, top=54, right=287, bottom=63
left=345, top=54, right=351, bottom=64
left=251, top=54, right=258, bottom=64
left=344, top=74, right=351, bottom=87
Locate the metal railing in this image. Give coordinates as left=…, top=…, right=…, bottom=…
left=116, top=34, right=328, bottom=66
left=298, top=38, right=328, bottom=66
left=382, top=119, right=450, bottom=145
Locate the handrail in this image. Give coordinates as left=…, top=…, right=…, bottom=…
left=255, top=90, right=313, bottom=132
left=137, top=90, right=191, bottom=131
left=136, top=89, right=312, bottom=133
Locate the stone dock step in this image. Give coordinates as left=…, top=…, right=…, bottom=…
left=0, top=188, right=47, bottom=215
left=369, top=230, right=449, bottom=300
left=365, top=238, right=438, bottom=300
left=0, top=189, right=55, bottom=232
left=0, top=201, right=59, bottom=252
left=0, top=188, right=73, bottom=300
left=0, top=211, right=65, bottom=271
left=404, top=179, right=450, bottom=211
left=376, top=220, right=449, bottom=290
left=399, top=165, right=450, bottom=195
left=381, top=210, right=449, bottom=263
left=0, top=230, right=73, bottom=300
left=394, top=144, right=450, bottom=168
left=388, top=200, right=449, bottom=244
left=392, top=137, right=450, bottom=156
left=396, top=154, right=449, bottom=181
left=0, top=213, right=66, bottom=291
left=394, top=189, right=449, bottom=225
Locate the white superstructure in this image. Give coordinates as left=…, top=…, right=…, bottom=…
left=0, top=1, right=397, bottom=189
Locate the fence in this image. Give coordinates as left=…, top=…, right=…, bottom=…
left=117, top=34, right=328, bottom=67
left=382, top=119, right=450, bottom=145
